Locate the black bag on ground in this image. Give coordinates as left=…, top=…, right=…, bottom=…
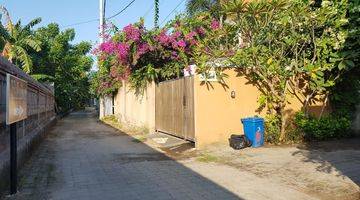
left=229, top=134, right=252, bottom=150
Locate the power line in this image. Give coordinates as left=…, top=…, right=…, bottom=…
left=160, top=0, right=186, bottom=26
left=61, top=0, right=135, bottom=28
left=61, top=19, right=99, bottom=28
left=143, top=2, right=155, bottom=19
left=106, top=0, right=135, bottom=20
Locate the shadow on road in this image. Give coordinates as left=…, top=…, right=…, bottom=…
left=3, top=110, right=243, bottom=200
left=293, top=137, right=360, bottom=186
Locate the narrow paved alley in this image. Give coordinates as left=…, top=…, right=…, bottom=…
left=5, top=110, right=357, bottom=200
left=6, top=111, right=240, bottom=200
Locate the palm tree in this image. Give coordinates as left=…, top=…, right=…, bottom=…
left=0, top=6, right=41, bottom=73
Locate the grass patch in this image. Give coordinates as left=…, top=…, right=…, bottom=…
left=132, top=135, right=147, bottom=143
left=196, top=153, right=219, bottom=163
left=126, top=124, right=149, bottom=135
left=101, top=115, right=149, bottom=135
left=102, top=115, right=123, bottom=130
left=101, top=115, right=149, bottom=143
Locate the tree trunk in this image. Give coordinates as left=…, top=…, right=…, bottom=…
left=319, top=94, right=329, bottom=118
left=279, top=80, right=289, bottom=142
left=279, top=107, right=287, bottom=142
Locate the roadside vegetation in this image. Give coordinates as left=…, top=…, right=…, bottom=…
left=0, top=6, right=93, bottom=113
left=101, top=115, right=149, bottom=136
left=196, top=153, right=220, bottom=163
left=92, top=0, right=359, bottom=144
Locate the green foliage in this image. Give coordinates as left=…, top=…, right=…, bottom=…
left=31, top=74, right=54, bottom=81
left=154, top=0, right=159, bottom=29
left=29, top=23, right=93, bottom=112
left=294, top=112, right=352, bottom=140
left=265, top=113, right=305, bottom=143
left=91, top=0, right=358, bottom=143
left=264, top=114, right=281, bottom=143
left=229, top=0, right=349, bottom=110
left=186, top=0, right=221, bottom=16
left=193, top=0, right=358, bottom=141
left=330, top=0, right=360, bottom=118
left=196, top=153, right=219, bottom=163
left=0, top=7, right=93, bottom=112
left=93, top=53, right=123, bottom=96
left=128, top=63, right=158, bottom=94
left=0, top=7, right=42, bottom=73
left=331, top=69, right=360, bottom=116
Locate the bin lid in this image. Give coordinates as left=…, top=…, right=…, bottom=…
left=241, top=117, right=264, bottom=123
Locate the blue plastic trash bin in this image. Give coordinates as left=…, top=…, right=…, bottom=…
left=241, top=117, right=265, bottom=148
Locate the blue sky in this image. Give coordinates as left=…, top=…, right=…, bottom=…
left=2, top=0, right=186, bottom=45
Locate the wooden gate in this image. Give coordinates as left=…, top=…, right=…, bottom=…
left=155, top=76, right=195, bottom=141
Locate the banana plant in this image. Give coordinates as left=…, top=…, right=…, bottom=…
left=0, top=6, right=41, bottom=73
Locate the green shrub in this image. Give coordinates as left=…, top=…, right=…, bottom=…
left=285, top=127, right=304, bottom=143
left=294, top=112, right=352, bottom=140
left=264, top=114, right=281, bottom=143
left=265, top=114, right=304, bottom=143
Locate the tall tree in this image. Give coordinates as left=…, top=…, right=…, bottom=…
left=193, top=0, right=355, bottom=141
left=30, top=23, right=93, bottom=111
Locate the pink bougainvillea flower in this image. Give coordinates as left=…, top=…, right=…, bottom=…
left=185, top=31, right=197, bottom=40
left=188, top=39, right=198, bottom=46
left=171, top=41, right=178, bottom=49
left=210, top=19, right=220, bottom=30
left=171, top=51, right=177, bottom=56
left=134, top=42, right=151, bottom=61
left=172, top=31, right=181, bottom=39
left=156, top=30, right=171, bottom=46
left=137, top=42, right=150, bottom=56
left=177, top=40, right=186, bottom=48
left=115, top=42, right=129, bottom=63
left=196, top=27, right=206, bottom=36
left=123, top=24, right=141, bottom=42
left=99, top=40, right=116, bottom=54
left=171, top=51, right=180, bottom=60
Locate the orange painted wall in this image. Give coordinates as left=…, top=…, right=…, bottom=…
left=193, top=69, right=264, bottom=148
left=193, top=68, right=329, bottom=148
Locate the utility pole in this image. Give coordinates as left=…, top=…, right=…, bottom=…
left=99, top=0, right=106, bottom=43
left=99, top=0, right=106, bottom=118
